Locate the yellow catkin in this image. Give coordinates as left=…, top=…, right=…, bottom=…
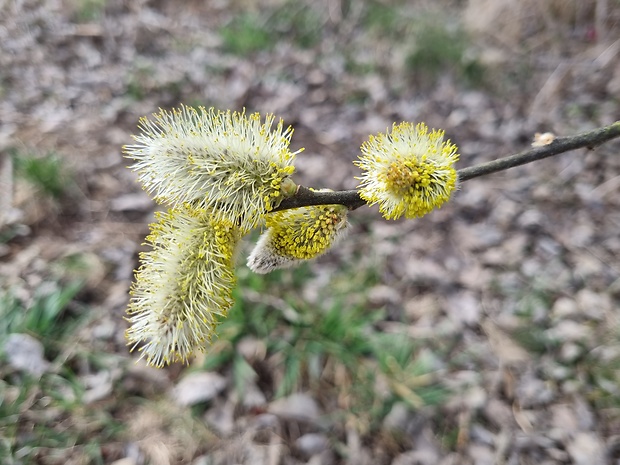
left=247, top=194, right=349, bottom=274
left=355, top=122, right=459, bottom=220
left=126, top=206, right=241, bottom=367
left=124, top=105, right=302, bottom=231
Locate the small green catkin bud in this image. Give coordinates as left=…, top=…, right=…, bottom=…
left=247, top=191, right=349, bottom=274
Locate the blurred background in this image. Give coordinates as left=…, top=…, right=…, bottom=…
left=1, top=0, right=620, bottom=464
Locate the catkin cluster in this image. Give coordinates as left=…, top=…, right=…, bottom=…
left=125, top=106, right=458, bottom=366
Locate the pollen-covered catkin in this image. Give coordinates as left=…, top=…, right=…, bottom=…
left=248, top=194, right=349, bottom=273
left=355, top=122, right=459, bottom=220
left=126, top=206, right=241, bottom=367
left=124, top=105, right=302, bottom=231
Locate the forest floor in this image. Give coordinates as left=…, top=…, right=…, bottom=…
left=1, top=1, right=620, bottom=464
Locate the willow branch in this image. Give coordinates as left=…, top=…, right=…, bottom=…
left=273, top=121, right=620, bottom=212
left=275, top=186, right=367, bottom=211
left=458, top=121, right=620, bottom=181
